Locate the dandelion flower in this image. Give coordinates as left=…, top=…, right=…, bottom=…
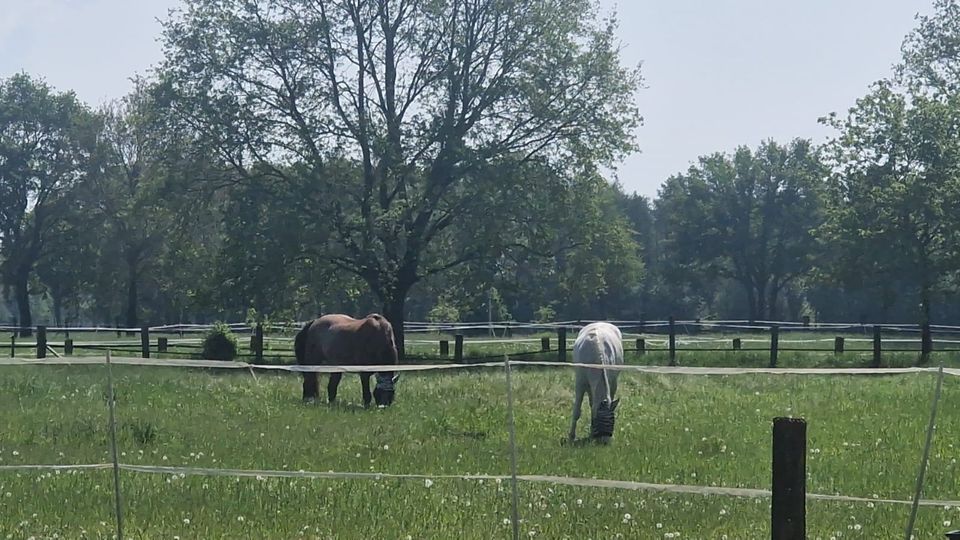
left=424, top=479, right=434, bottom=488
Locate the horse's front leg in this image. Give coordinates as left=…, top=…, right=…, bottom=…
left=569, top=375, right=587, bottom=442
left=361, top=373, right=372, bottom=408
left=327, top=372, right=343, bottom=404
left=302, top=372, right=319, bottom=402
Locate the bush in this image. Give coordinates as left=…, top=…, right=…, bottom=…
left=202, top=322, right=238, bottom=361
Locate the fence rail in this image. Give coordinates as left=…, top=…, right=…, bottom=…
left=5, top=319, right=957, bottom=368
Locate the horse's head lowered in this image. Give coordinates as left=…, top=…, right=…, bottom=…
left=591, top=398, right=620, bottom=443
left=374, top=373, right=400, bottom=407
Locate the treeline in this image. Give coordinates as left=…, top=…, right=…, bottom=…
left=2, top=0, right=960, bottom=343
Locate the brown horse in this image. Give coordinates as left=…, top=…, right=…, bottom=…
left=294, top=313, right=400, bottom=407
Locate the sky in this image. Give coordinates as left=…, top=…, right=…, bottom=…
left=0, top=0, right=934, bottom=198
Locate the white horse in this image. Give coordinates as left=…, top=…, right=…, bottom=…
left=568, top=322, right=624, bottom=443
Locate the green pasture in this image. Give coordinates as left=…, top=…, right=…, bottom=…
left=1, top=360, right=959, bottom=538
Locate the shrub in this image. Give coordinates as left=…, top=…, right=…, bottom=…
left=202, top=322, right=238, bottom=361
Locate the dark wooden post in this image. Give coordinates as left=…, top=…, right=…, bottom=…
left=158, top=337, right=168, bottom=354
left=733, top=338, right=742, bottom=351
left=540, top=337, right=550, bottom=352
left=801, top=315, right=810, bottom=327
left=439, top=339, right=449, bottom=357
left=64, top=339, right=74, bottom=356
left=639, top=313, right=646, bottom=334
left=454, top=334, right=464, bottom=363
left=668, top=316, right=676, bottom=366
left=37, top=326, right=47, bottom=359
left=140, top=326, right=150, bottom=359
left=771, top=417, right=806, bottom=540
left=115, top=317, right=121, bottom=338
left=834, top=336, right=844, bottom=354
left=769, top=325, right=779, bottom=368
left=872, top=325, right=881, bottom=368
left=10, top=334, right=15, bottom=358
left=254, top=323, right=264, bottom=363
left=636, top=338, right=645, bottom=355
left=558, top=327, right=567, bottom=362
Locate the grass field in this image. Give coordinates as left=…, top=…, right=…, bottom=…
left=1, top=358, right=959, bottom=539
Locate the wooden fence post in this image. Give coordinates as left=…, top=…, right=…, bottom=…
left=37, top=326, right=47, bottom=359
left=872, top=325, right=881, bottom=368
left=668, top=316, right=676, bottom=366
left=454, top=334, right=464, bottom=363
left=636, top=338, right=645, bottom=355
left=115, top=317, right=121, bottom=338
left=540, top=337, right=550, bottom=352
left=558, top=327, right=567, bottom=362
left=439, top=339, right=449, bottom=358
left=158, top=337, right=168, bottom=354
left=802, top=315, right=810, bottom=327
left=64, top=339, right=73, bottom=356
left=733, top=338, right=742, bottom=351
left=772, top=417, right=806, bottom=540
left=769, top=325, right=779, bottom=368
left=834, top=336, right=844, bottom=354
left=141, top=326, right=150, bottom=359
left=9, top=335, right=14, bottom=358
left=921, top=322, right=933, bottom=362
left=255, top=323, right=264, bottom=363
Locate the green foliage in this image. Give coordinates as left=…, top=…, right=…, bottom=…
left=427, top=297, right=461, bottom=324
left=158, top=0, right=643, bottom=331
left=0, top=73, right=99, bottom=330
left=201, top=322, right=238, bottom=361
left=533, top=304, right=557, bottom=324
left=656, top=139, right=824, bottom=320
left=819, top=82, right=960, bottom=322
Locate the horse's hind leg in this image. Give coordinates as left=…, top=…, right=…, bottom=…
left=302, top=372, right=319, bottom=402
left=360, top=373, right=372, bottom=408
left=569, top=373, right=587, bottom=442
left=327, top=372, right=343, bottom=404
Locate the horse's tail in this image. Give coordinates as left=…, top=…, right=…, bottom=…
left=294, top=320, right=312, bottom=365
left=589, top=331, right=615, bottom=403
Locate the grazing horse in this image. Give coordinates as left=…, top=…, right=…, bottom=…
left=294, top=313, right=400, bottom=408
left=568, top=322, right=624, bottom=443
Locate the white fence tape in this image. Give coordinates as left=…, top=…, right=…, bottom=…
left=2, top=462, right=957, bottom=509
left=2, top=356, right=959, bottom=377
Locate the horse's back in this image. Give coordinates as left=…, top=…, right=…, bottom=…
left=573, top=322, right=624, bottom=366
left=299, top=313, right=395, bottom=365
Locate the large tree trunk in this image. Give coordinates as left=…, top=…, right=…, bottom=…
left=125, top=257, right=139, bottom=328
left=742, top=279, right=758, bottom=323
left=52, top=290, right=63, bottom=327
left=768, top=283, right=781, bottom=322
left=920, top=283, right=933, bottom=363
left=382, top=292, right=407, bottom=363
left=14, top=268, right=33, bottom=337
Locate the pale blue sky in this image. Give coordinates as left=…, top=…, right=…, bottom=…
left=0, top=0, right=933, bottom=198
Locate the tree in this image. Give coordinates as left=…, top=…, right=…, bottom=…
left=819, top=82, right=960, bottom=329
left=86, top=81, right=200, bottom=328
left=656, top=139, right=825, bottom=321
left=0, top=73, right=98, bottom=335
left=159, top=0, right=641, bottom=357
left=898, top=0, right=960, bottom=96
